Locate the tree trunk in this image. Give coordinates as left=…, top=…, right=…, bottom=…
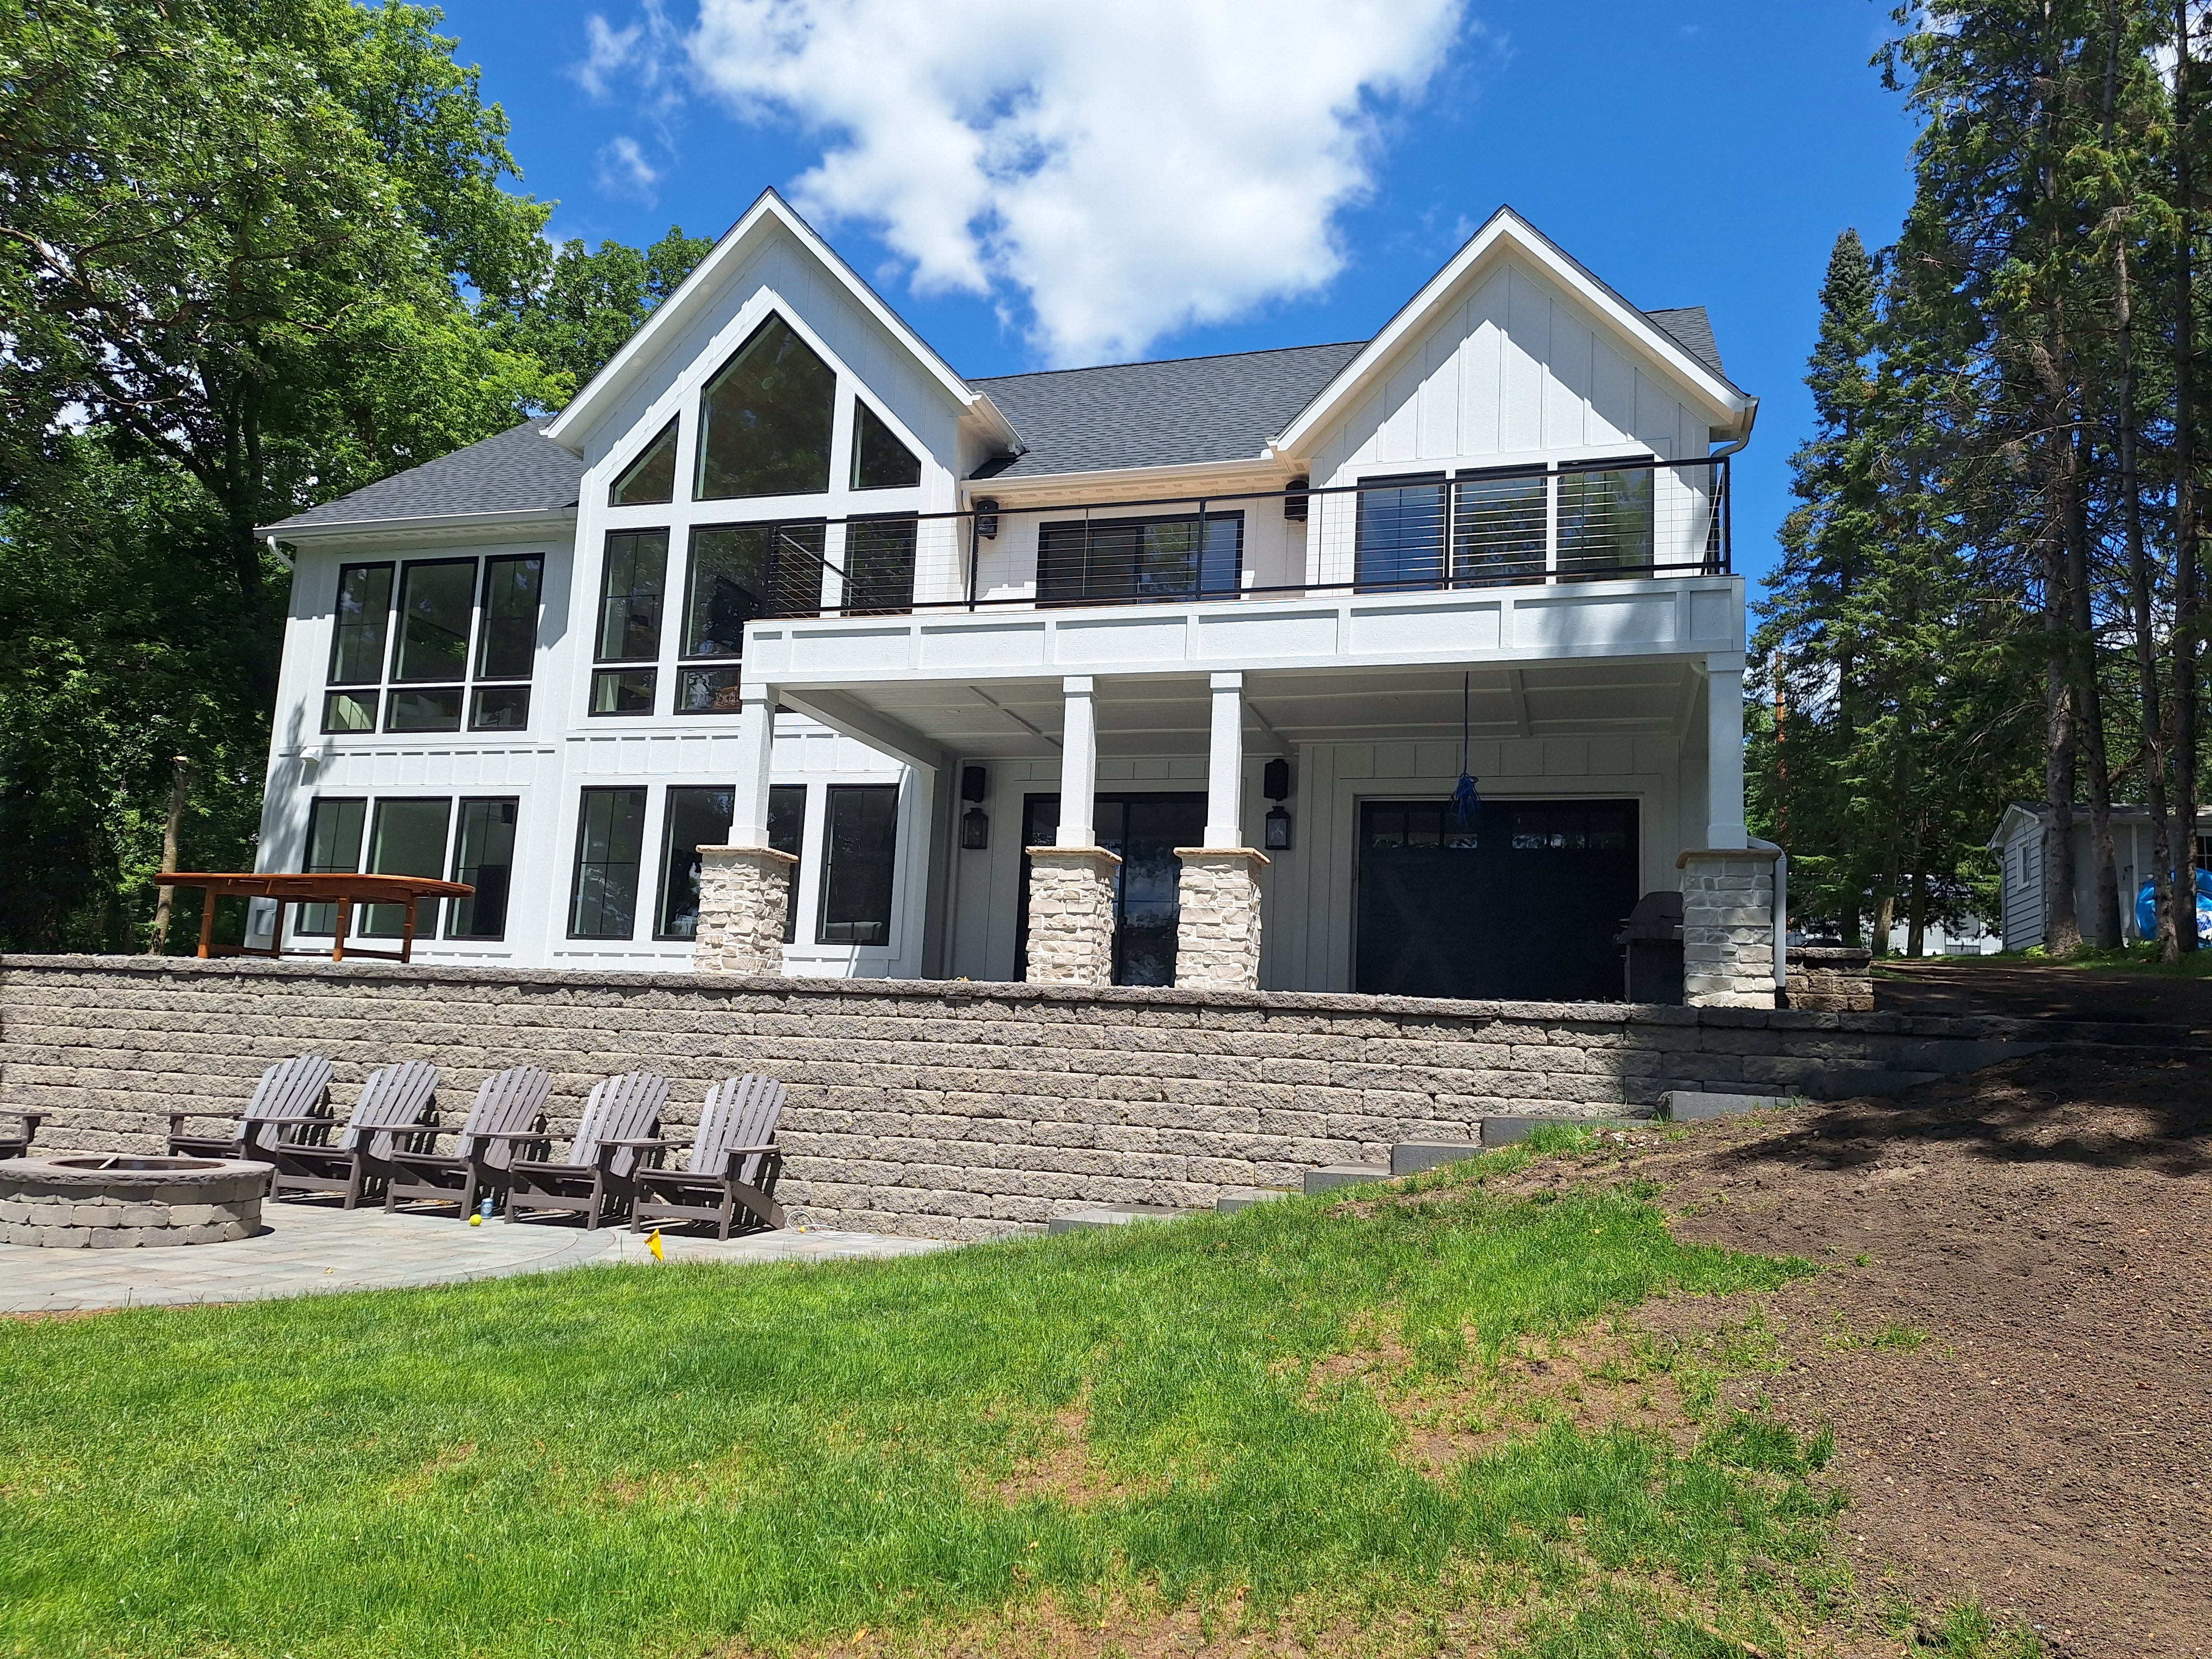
left=147, top=756, right=192, bottom=955
left=2065, top=430, right=2123, bottom=949
left=2176, top=0, right=2204, bottom=955
left=1907, top=866, right=1928, bottom=959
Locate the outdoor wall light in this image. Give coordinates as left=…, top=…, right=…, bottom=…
left=960, top=764, right=989, bottom=848
left=1283, top=476, right=1310, bottom=522
left=1262, top=757, right=1291, bottom=850
left=974, top=497, right=1000, bottom=539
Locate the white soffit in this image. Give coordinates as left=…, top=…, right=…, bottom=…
left=542, top=189, right=1020, bottom=456
left=1269, top=206, right=1757, bottom=458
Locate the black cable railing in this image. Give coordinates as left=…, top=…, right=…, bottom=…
left=718, top=454, right=1727, bottom=623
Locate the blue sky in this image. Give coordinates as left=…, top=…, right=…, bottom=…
left=433, top=0, right=1921, bottom=589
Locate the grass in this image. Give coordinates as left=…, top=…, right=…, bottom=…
left=1882, top=942, right=2212, bottom=980
left=0, top=1150, right=1845, bottom=1659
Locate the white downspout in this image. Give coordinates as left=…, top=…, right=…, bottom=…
left=1750, top=835, right=1787, bottom=993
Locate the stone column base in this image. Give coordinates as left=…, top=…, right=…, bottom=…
left=693, top=845, right=799, bottom=976
left=1676, top=847, right=1782, bottom=1009
left=1786, top=945, right=1874, bottom=1012
left=1172, top=847, right=1269, bottom=990
left=1025, top=846, right=1122, bottom=985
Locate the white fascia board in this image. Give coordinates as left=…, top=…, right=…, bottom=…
left=542, top=190, right=1019, bottom=455
left=258, top=505, right=577, bottom=543
left=964, top=456, right=1294, bottom=509
left=1271, top=207, right=1756, bottom=458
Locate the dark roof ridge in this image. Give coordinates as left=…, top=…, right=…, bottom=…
left=971, top=339, right=1372, bottom=383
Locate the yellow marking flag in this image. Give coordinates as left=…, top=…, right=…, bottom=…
left=647, top=1228, right=665, bottom=1262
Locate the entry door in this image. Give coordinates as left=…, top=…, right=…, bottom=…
left=1355, top=799, right=1639, bottom=1002
left=1018, top=793, right=1207, bottom=986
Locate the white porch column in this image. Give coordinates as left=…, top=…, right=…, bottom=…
left=1174, top=671, right=1268, bottom=991
left=1055, top=676, right=1098, bottom=847
left=1203, top=671, right=1244, bottom=847
left=1027, top=675, right=1118, bottom=984
left=1704, top=652, right=1748, bottom=850
left=693, top=685, right=795, bottom=977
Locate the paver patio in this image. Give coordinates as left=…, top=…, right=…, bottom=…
left=0, top=1203, right=949, bottom=1314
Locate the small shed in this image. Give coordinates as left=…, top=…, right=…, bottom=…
left=1988, top=804, right=2212, bottom=949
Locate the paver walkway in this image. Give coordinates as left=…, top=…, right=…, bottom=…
left=0, top=1203, right=949, bottom=1314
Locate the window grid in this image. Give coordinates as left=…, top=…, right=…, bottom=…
left=322, top=554, right=542, bottom=736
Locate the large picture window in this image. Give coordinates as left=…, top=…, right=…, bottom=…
left=655, top=783, right=806, bottom=941
left=609, top=419, right=678, bottom=507
left=1556, top=460, right=1655, bottom=578
left=677, top=522, right=825, bottom=712
left=841, top=516, right=918, bottom=615
left=851, top=399, right=922, bottom=490
left=593, top=529, right=667, bottom=716
left=695, top=314, right=836, bottom=500
left=818, top=784, right=898, bottom=947
left=1451, top=468, right=1547, bottom=586
left=446, top=798, right=519, bottom=940
left=569, top=787, right=648, bottom=938
left=362, top=798, right=453, bottom=936
left=323, top=555, right=541, bottom=736
left=1036, top=512, right=1242, bottom=607
left=296, top=797, right=367, bottom=936
left=1353, top=474, right=1448, bottom=593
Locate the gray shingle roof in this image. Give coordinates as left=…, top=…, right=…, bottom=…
left=261, top=299, right=1732, bottom=525
left=265, top=417, right=582, bottom=533
left=968, top=342, right=1367, bottom=481
left=1643, top=307, right=1725, bottom=379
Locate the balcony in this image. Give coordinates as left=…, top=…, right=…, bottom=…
left=716, top=454, right=1730, bottom=628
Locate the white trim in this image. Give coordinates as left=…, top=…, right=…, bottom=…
left=1270, top=207, right=1755, bottom=460
left=543, top=190, right=1020, bottom=455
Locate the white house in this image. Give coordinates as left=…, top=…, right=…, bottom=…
left=255, top=192, right=1768, bottom=1004
left=1988, top=803, right=2212, bottom=949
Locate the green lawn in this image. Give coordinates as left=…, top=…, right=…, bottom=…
left=1, top=1147, right=1848, bottom=1659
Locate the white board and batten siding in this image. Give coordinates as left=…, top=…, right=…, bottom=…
left=1304, top=260, right=1725, bottom=589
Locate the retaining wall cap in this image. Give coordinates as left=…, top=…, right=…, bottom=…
left=0, top=1156, right=271, bottom=1194
left=1676, top=847, right=1785, bottom=866
left=0, top=954, right=2184, bottom=1046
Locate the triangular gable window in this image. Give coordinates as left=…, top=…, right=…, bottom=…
left=851, top=399, right=922, bottom=490
left=609, top=419, right=678, bottom=506
left=696, top=314, right=836, bottom=500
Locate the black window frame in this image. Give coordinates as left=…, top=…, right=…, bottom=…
left=850, top=397, right=923, bottom=491
left=323, top=554, right=540, bottom=737
left=609, top=417, right=679, bottom=507
left=694, top=313, right=838, bottom=502
left=840, top=513, right=919, bottom=616
left=1352, top=472, right=1449, bottom=594
left=327, top=562, right=395, bottom=687
left=446, top=796, right=520, bottom=941
left=294, top=796, right=368, bottom=937
left=1555, top=455, right=1657, bottom=580
left=389, top=558, right=478, bottom=685
left=568, top=786, right=650, bottom=940
left=1035, top=510, right=1244, bottom=607
left=361, top=796, right=454, bottom=937
left=1451, top=464, right=1549, bottom=587
left=816, top=783, right=899, bottom=948
left=592, top=528, right=668, bottom=720
left=653, top=782, right=807, bottom=942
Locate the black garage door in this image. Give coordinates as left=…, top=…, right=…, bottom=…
left=1355, top=798, right=1639, bottom=1002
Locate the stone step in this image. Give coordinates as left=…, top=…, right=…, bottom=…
left=1303, top=1164, right=1393, bottom=1195
left=1390, top=1142, right=1484, bottom=1176
left=1214, top=1187, right=1294, bottom=1213
left=1662, top=1090, right=1800, bottom=1122
left=1046, top=1203, right=1192, bottom=1234
left=1475, top=1114, right=1646, bottom=1147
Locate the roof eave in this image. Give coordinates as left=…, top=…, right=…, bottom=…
left=543, top=190, right=990, bottom=453
left=962, top=454, right=1296, bottom=505
left=260, top=504, right=578, bottom=541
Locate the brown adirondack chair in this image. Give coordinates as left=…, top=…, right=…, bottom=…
left=168, top=1054, right=334, bottom=1161
left=267, top=1060, right=440, bottom=1208
left=381, top=1065, right=555, bottom=1218
left=496, top=1071, right=669, bottom=1230
left=630, top=1075, right=788, bottom=1239
left=0, top=1111, right=42, bottom=1160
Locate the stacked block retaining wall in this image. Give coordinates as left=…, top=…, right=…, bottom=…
left=0, top=955, right=2107, bottom=1240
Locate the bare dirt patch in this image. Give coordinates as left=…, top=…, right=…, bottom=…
left=1493, top=1014, right=2212, bottom=1659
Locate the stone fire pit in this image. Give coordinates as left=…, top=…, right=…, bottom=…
left=0, top=1155, right=271, bottom=1249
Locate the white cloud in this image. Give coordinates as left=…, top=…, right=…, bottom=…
left=596, top=135, right=663, bottom=203
left=672, top=0, right=1471, bottom=365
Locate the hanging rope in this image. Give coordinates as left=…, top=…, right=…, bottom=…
left=1452, top=670, right=1481, bottom=826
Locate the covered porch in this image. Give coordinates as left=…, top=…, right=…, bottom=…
left=697, top=577, right=1768, bottom=1004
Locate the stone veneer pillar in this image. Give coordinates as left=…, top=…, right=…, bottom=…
left=1172, top=847, right=1269, bottom=990
left=1676, top=846, right=1782, bottom=1008
left=1024, top=846, right=1121, bottom=985
left=692, top=845, right=799, bottom=976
